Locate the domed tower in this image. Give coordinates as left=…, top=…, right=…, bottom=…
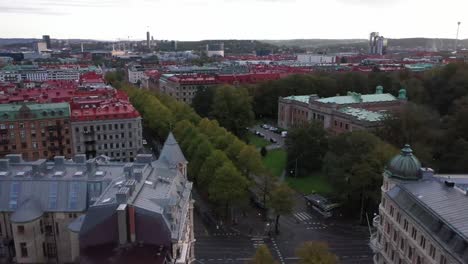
left=382, top=144, right=422, bottom=193
left=371, top=145, right=423, bottom=259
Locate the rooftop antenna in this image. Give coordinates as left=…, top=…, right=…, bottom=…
left=455, top=21, right=461, bottom=53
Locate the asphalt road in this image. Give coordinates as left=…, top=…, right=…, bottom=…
left=194, top=202, right=373, bottom=264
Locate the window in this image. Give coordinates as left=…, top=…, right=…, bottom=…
left=420, top=236, right=426, bottom=249
left=416, top=256, right=422, bottom=264
left=390, top=205, right=394, bottom=216
left=68, top=182, right=80, bottom=209
left=400, top=238, right=405, bottom=251
left=396, top=212, right=401, bottom=223
left=75, top=127, right=79, bottom=133
left=10, top=182, right=20, bottom=209
left=128, top=123, right=132, bottom=129
left=429, top=244, right=436, bottom=259
left=439, top=255, right=447, bottom=264
left=20, top=242, right=28, bottom=257
left=45, top=225, right=53, bottom=236
left=114, top=124, right=118, bottom=130
left=40, top=220, right=44, bottom=234
left=411, top=227, right=417, bottom=240
left=42, top=242, right=47, bottom=257
left=120, top=123, right=124, bottom=129
left=47, top=243, right=56, bottom=258
left=393, top=230, right=398, bottom=242
left=404, top=219, right=409, bottom=232
left=17, top=225, right=25, bottom=234
left=408, top=247, right=413, bottom=259
left=55, top=222, right=59, bottom=236
left=48, top=182, right=58, bottom=209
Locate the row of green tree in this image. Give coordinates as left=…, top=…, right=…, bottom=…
left=286, top=122, right=397, bottom=221
left=192, top=85, right=255, bottom=138
left=122, top=86, right=294, bottom=230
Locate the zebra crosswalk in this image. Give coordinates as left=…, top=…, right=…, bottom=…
left=251, top=237, right=265, bottom=248
left=293, top=211, right=313, bottom=222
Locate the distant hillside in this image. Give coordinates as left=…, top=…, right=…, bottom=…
left=262, top=38, right=468, bottom=51
left=158, top=39, right=281, bottom=54
left=0, top=38, right=40, bottom=46
left=262, top=39, right=367, bottom=48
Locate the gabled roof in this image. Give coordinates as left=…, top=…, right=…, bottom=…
left=159, top=132, right=187, bottom=168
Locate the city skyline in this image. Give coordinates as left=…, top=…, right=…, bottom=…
left=0, top=0, right=466, bottom=41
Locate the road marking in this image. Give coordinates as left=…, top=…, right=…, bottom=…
left=294, top=212, right=312, bottom=221
left=306, top=227, right=326, bottom=230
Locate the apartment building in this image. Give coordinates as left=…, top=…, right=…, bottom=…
left=0, top=103, right=73, bottom=161
left=277, top=86, right=407, bottom=133
left=370, top=145, right=468, bottom=264
left=0, top=133, right=194, bottom=264
left=158, top=74, right=218, bottom=104
left=70, top=100, right=143, bottom=161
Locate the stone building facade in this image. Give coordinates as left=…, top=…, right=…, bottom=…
left=370, top=145, right=468, bottom=264
left=158, top=74, right=218, bottom=104
left=0, top=103, right=73, bottom=161
left=277, top=86, right=407, bottom=134
left=70, top=101, right=143, bottom=161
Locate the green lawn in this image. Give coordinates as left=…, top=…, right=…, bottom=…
left=247, top=134, right=270, bottom=148
left=286, top=172, right=333, bottom=195
left=262, top=149, right=287, bottom=177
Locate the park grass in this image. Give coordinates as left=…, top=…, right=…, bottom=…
left=247, top=134, right=270, bottom=148
left=286, top=172, right=333, bottom=195
left=262, top=149, right=287, bottom=177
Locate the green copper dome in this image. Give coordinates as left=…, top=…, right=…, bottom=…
left=385, top=144, right=421, bottom=180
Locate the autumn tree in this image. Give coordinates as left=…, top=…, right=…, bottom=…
left=211, top=85, right=254, bottom=138
left=285, top=121, right=328, bottom=175
left=296, top=242, right=337, bottom=264
left=238, top=145, right=264, bottom=177
left=270, top=183, right=294, bottom=234
left=250, top=245, right=278, bottom=264
left=209, top=162, right=249, bottom=217
left=323, top=131, right=397, bottom=221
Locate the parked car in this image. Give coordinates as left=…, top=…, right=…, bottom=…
left=281, top=131, right=288, bottom=138
left=270, top=138, right=277, bottom=143
left=269, top=127, right=278, bottom=132
left=261, top=124, right=270, bottom=129
left=142, top=139, right=148, bottom=145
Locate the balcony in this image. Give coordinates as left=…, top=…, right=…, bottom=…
left=84, top=140, right=96, bottom=145
left=0, top=140, right=9, bottom=145
left=83, top=130, right=95, bottom=136
left=0, top=129, right=8, bottom=134
left=47, top=126, right=58, bottom=131
left=369, top=232, right=382, bottom=253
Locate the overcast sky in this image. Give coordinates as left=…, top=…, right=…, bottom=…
left=0, top=0, right=466, bottom=41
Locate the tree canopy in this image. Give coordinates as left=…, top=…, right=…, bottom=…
left=211, top=85, right=254, bottom=138
left=296, top=242, right=338, bottom=264
left=250, top=245, right=278, bottom=264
